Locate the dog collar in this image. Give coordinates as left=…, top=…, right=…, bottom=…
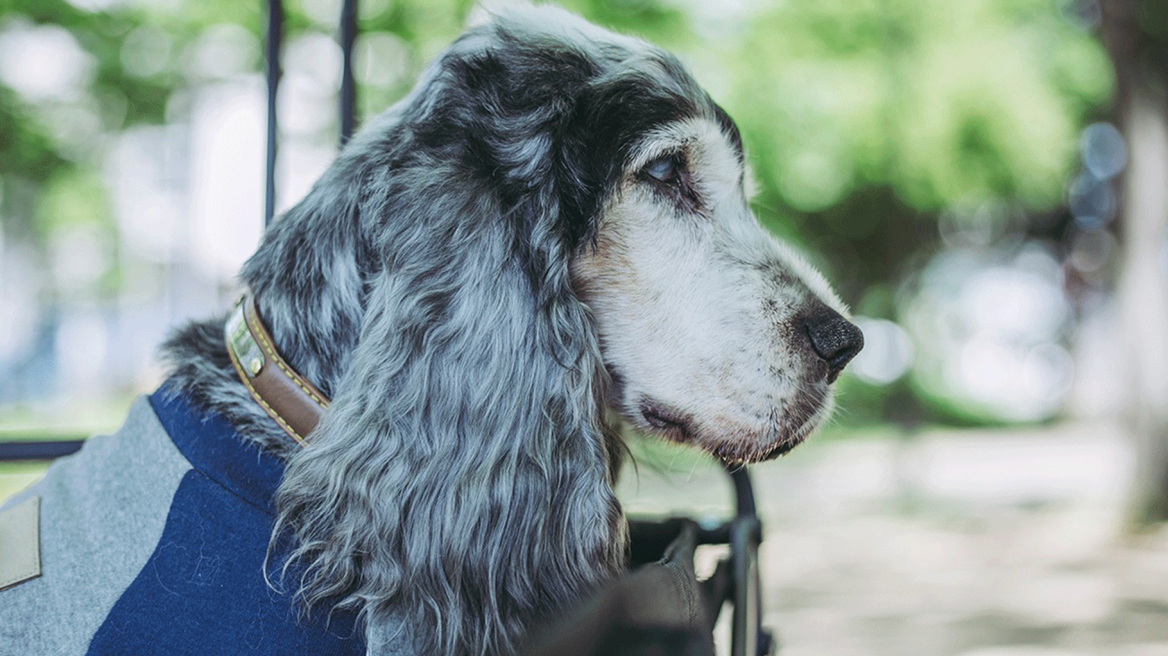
left=225, top=294, right=330, bottom=445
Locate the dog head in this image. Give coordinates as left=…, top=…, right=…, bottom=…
left=256, top=6, right=859, bottom=655
left=568, top=93, right=861, bottom=465
left=476, top=7, right=864, bottom=464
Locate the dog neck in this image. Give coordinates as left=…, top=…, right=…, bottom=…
left=160, top=168, right=369, bottom=457
left=159, top=313, right=319, bottom=458
left=160, top=280, right=362, bottom=458
left=158, top=287, right=626, bottom=476
left=225, top=294, right=330, bottom=444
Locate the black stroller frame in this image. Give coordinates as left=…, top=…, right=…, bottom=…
left=626, top=466, right=775, bottom=656
left=0, top=3, right=777, bottom=654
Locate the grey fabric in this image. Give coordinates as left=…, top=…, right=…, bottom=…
left=0, top=396, right=191, bottom=656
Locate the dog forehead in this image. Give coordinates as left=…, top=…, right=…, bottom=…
left=458, top=3, right=653, bottom=77
left=479, top=3, right=646, bottom=53
left=459, top=7, right=733, bottom=158
left=451, top=10, right=714, bottom=145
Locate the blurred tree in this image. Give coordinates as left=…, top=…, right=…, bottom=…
left=1099, top=0, right=1168, bottom=525
left=706, top=0, right=1110, bottom=297
left=680, top=0, right=1111, bottom=425
left=0, top=0, right=1114, bottom=425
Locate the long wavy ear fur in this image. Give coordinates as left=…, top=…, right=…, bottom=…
left=270, top=9, right=630, bottom=656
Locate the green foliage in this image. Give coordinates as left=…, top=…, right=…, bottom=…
left=0, top=0, right=1117, bottom=427
left=0, top=85, right=65, bottom=183
left=693, top=0, right=1115, bottom=277
left=0, top=0, right=1112, bottom=236
left=34, top=167, right=111, bottom=236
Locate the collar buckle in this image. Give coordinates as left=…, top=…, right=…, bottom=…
left=225, top=294, right=330, bottom=445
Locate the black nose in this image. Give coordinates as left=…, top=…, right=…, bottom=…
left=802, top=309, right=864, bottom=382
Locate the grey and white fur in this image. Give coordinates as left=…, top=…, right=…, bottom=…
left=161, top=5, right=862, bottom=656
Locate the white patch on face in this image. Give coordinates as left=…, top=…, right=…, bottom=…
left=572, top=117, right=858, bottom=463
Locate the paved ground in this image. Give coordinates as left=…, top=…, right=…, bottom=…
left=619, top=421, right=1168, bottom=656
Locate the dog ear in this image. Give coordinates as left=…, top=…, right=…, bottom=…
left=240, top=159, right=371, bottom=402
left=270, top=47, right=626, bottom=656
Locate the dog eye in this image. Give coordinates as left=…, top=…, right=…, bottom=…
left=644, top=156, right=678, bottom=183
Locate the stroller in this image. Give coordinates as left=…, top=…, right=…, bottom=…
left=522, top=465, right=777, bottom=656
left=0, top=2, right=779, bottom=654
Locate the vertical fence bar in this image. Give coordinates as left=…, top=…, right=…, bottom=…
left=264, top=0, right=283, bottom=226
left=339, top=0, right=358, bottom=145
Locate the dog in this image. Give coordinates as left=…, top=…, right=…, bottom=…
left=0, top=5, right=861, bottom=656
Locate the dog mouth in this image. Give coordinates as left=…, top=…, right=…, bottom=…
left=638, top=399, right=694, bottom=440
left=634, top=388, right=830, bottom=464
left=706, top=409, right=823, bottom=465
left=733, top=412, right=820, bottom=462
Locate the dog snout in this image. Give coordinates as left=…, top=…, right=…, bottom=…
left=801, top=307, right=864, bottom=382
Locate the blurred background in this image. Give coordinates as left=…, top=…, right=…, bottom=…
left=1, top=0, right=1166, bottom=653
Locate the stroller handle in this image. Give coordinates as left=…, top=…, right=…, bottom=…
left=727, top=464, right=758, bottom=519
left=626, top=464, right=773, bottom=656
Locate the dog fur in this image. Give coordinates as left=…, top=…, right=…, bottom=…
left=160, top=5, right=854, bottom=656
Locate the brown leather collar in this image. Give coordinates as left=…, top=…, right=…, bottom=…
left=225, top=294, right=329, bottom=444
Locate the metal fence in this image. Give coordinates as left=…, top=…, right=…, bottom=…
left=0, top=0, right=357, bottom=462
